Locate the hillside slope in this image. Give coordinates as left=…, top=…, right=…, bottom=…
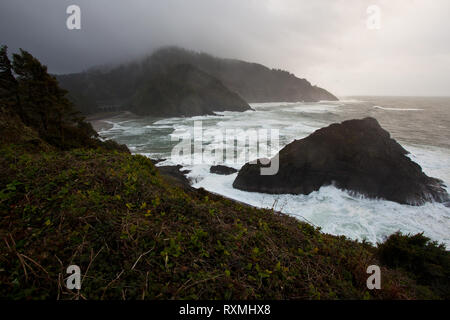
left=0, top=143, right=433, bottom=299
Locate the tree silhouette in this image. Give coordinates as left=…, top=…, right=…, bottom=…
left=0, top=45, right=19, bottom=109
left=1, top=45, right=97, bottom=149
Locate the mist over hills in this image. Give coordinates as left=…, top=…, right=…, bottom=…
left=57, top=47, right=338, bottom=116
left=149, top=47, right=338, bottom=103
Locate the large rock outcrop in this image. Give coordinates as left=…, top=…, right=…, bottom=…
left=233, top=118, right=448, bottom=205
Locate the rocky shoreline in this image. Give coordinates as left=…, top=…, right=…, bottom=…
left=87, top=113, right=449, bottom=207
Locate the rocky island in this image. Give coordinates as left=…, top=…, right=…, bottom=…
left=233, top=117, right=449, bottom=205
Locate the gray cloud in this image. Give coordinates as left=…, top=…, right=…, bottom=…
left=1, top=0, right=449, bottom=96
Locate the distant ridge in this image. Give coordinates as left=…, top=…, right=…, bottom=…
left=57, top=46, right=338, bottom=116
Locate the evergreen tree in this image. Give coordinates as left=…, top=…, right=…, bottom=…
left=13, top=49, right=60, bottom=135
left=0, top=45, right=19, bottom=108
left=10, top=48, right=97, bottom=147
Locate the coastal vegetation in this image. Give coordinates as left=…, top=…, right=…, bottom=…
left=0, top=46, right=448, bottom=300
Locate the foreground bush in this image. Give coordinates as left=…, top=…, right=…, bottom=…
left=377, top=232, right=449, bottom=298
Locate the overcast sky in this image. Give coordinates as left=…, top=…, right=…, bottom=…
left=1, top=0, right=449, bottom=96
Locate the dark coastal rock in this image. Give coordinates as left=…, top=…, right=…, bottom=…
left=233, top=117, right=449, bottom=206
left=210, top=165, right=238, bottom=175
left=150, top=159, right=192, bottom=188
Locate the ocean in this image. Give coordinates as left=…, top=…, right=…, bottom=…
left=95, top=96, right=450, bottom=248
